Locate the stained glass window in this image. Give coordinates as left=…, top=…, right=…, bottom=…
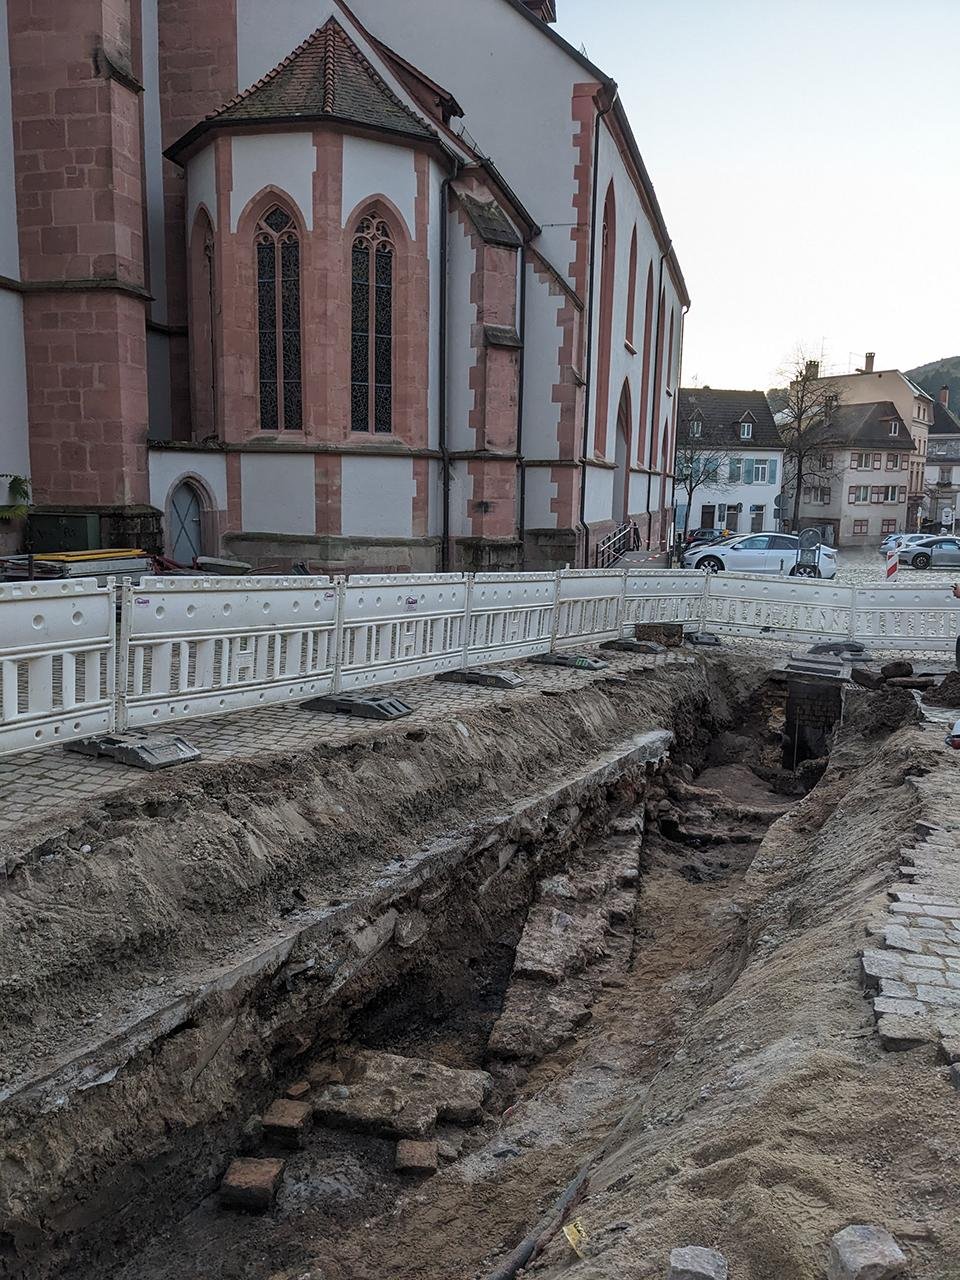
left=256, top=206, right=301, bottom=430
left=351, top=215, right=393, bottom=433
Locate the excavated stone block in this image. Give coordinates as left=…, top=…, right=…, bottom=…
left=860, top=950, right=903, bottom=990
left=262, top=1099, right=313, bottom=1149
left=312, top=1049, right=492, bottom=1138
left=880, top=660, right=913, bottom=680
left=876, top=1013, right=934, bottom=1049
left=285, top=1080, right=311, bottom=1100
left=851, top=668, right=885, bottom=691
left=886, top=676, right=935, bottom=690
left=219, top=1158, right=285, bottom=1212
left=667, top=1245, right=729, bottom=1279
left=827, top=1224, right=907, bottom=1279
left=395, top=1139, right=438, bottom=1173
left=513, top=903, right=607, bottom=982
left=634, top=622, right=683, bottom=647
left=939, top=1038, right=960, bottom=1064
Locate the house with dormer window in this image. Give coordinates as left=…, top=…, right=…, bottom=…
left=676, top=389, right=784, bottom=535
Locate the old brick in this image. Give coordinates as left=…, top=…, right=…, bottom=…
left=219, top=1158, right=285, bottom=1212
left=827, top=1225, right=906, bottom=1280
left=262, top=1098, right=313, bottom=1149
left=395, top=1139, right=438, bottom=1173
left=667, top=1246, right=728, bottom=1280
left=285, top=1080, right=311, bottom=1101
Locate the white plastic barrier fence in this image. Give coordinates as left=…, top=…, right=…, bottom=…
left=623, top=570, right=707, bottom=632
left=467, top=573, right=557, bottom=665
left=0, top=578, right=115, bottom=757
left=119, top=576, right=338, bottom=728
left=8, top=566, right=960, bottom=761
left=338, top=574, right=468, bottom=691
left=555, top=570, right=625, bottom=646
left=852, top=584, right=960, bottom=651
left=703, top=574, right=853, bottom=644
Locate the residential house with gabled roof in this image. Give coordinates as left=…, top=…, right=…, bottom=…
left=809, top=355, right=933, bottom=532
left=924, top=386, right=960, bottom=528
left=0, top=0, right=688, bottom=572
left=676, top=389, right=784, bottom=536
left=786, top=401, right=915, bottom=547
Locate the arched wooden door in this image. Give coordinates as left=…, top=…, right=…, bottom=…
left=169, top=481, right=203, bottom=565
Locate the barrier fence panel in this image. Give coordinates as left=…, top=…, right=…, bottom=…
left=338, top=574, right=468, bottom=690
left=703, top=573, right=853, bottom=643
left=555, top=570, right=625, bottom=647
left=119, top=576, right=338, bottom=728
left=0, top=578, right=115, bottom=756
left=467, top=573, right=557, bottom=666
left=852, top=584, right=960, bottom=652
left=622, top=570, right=707, bottom=633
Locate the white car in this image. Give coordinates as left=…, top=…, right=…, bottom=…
left=681, top=532, right=837, bottom=579
left=879, top=532, right=927, bottom=554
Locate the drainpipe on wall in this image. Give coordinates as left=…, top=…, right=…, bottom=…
left=439, top=171, right=457, bottom=572
left=644, top=246, right=668, bottom=543
left=667, top=302, right=690, bottom=563
left=577, top=86, right=619, bottom=569
left=516, top=240, right=531, bottom=566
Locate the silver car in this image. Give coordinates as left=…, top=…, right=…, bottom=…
left=681, top=532, right=838, bottom=579
left=899, top=536, right=960, bottom=569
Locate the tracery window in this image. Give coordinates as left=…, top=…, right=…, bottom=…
left=256, top=206, right=301, bottom=430
left=351, top=215, right=394, bottom=433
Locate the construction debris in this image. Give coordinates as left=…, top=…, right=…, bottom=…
left=827, top=1225, right=907, bottom=1280
left=219, top=1158, right=285, bottom=1212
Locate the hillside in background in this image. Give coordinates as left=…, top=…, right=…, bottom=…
left=907, top=356, right=960, bottom=407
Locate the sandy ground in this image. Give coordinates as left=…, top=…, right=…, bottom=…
left=101, top=678, right=960, bottom=1280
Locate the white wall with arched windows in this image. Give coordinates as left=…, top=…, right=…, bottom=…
left=341, top=137, right=417, bottom=240
left=230, top=133, right=315, bottom=232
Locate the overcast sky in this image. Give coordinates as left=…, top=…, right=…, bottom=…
left=557, top=0, right=959, bottom=390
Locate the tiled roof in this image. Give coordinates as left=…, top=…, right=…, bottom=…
left=806, top=401, right=915, bottom=451
left=931, top=398, right=960, bottom=437
left=202, top=19, right=434, bottom=140
left=457, top=192, right=522, bottom=248
left=678, top=388, right=780, bottom=449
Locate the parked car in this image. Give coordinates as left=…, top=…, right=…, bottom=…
left=681, top=532, right=838, bottom=579
left=879, top=532, right=928, bottom=553
left=898, top=535, right=960, bottom=570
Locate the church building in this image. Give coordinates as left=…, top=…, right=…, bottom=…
left=0, top=0, right=688, bottom=572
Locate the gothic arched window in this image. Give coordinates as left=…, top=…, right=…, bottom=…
left=256, top=205, right=301, bottom=431
left=351, top=215, right=394, bottom=433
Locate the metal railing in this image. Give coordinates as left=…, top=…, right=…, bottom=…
left=594, top=521, right=641, bottom=568
left=3, top=568, right=960, bottom=758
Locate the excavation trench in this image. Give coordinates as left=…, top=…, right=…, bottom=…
left=0, top=659, right=829, bottom=1280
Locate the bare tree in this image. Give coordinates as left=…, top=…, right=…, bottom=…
left=673, top=428, right=731, bottom=537
left=776, top=349, right=844, bottom=530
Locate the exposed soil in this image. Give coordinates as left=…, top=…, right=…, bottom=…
left=0, top=655, right=764, bottom=1280
left=7, top=658, right=960, bottom=1280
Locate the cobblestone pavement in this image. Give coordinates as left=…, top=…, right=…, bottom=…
left=834, top=548, right=960, bottom=590
left=0, top=649, right=697, bottom=840
left=863, top=766, right=960, bottom=1064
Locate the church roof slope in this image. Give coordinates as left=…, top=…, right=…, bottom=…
left=168, top=18, right=435, bottom=160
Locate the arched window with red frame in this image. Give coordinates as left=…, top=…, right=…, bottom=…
left=255, top=205, right=302, bottom=431
left=351, top=213, right=394, bottom=433
left=625, top=226, right=638, bottom=347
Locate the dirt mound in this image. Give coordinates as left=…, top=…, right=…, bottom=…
left=923, top=668, right=960, bottom=708
left=838, top=684, right=922, bottom=741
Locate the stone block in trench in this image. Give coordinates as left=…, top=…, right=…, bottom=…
left=827, top=1224, right=907, bottom=1279
left=262, top=1099, right=313, bottom=1149
left=513, top=902, right=608, bottom=983
left=219, top=1158, right=285, bottom=1212
left=488, top=967, right=603, bottom=1060
left=667, top=1245, right=729, bottom=1280
left=311, top=1049, right=492, bottom=1138
left=395, top=1138, right=438, bottom=1173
